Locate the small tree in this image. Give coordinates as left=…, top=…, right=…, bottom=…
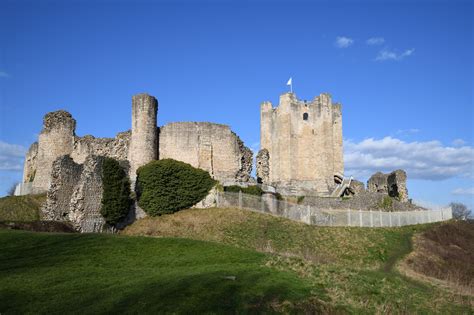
left=101, top=158, right=132, bottom=225
left=449, top=202, right=471, bottom=220
left=137, top=159, right=216, bottom=216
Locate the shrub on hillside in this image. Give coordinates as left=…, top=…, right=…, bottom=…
left=136, top=159, right=216, bottom=216
left=224, top=185, right=264, bottom=196
left=101, top=158, right=132, bottom=225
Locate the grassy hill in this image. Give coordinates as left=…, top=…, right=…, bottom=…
left=0, top=194, right=46, bottom=221
left=0, top=196, right=472, bottom=313
left=123, top=207, right=474, bottom=313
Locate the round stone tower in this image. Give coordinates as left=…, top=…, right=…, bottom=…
left=33, top=110, right=76, bottom=192
left=128, top=93, right=158, bottom=180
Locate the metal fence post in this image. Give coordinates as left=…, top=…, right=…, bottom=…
left=398, top=212, right=401, bottom=226
left=238, top=190, right=242, bottom=209
left=347, top=209, right=351, bottom=226
left=389, top=211, right=392, bottom=227
left=379, top=210, right=382, bottom=227
left=261, top=195, right=264, bottom=213
left=370, top=210, right=373, bottom=227
left=359, top=209, right=363, bottom=227
left=216, top=190, right=220, bottom=207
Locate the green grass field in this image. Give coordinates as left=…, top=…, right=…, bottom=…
left=0, top=229, right=326, bottom=314
left=1, top=199, right=472, bottom=313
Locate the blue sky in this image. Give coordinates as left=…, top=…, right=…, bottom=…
left=0, top=0, right=473, bottom=209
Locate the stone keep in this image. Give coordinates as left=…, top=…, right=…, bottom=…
left=258, top=92, right=343, bottom=196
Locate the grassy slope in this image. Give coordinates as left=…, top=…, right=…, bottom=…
left=123, top=207, right=474, bottom=313
left=0, top=194, right=46, bottom=221
left=0, top=229, right=324, bottom=314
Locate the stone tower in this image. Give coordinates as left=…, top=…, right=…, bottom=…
left=128, top=93, right=158, bottom=179
left=257, top=92, right=343, bottom=196
left=33, top=111, right=76, bottom=192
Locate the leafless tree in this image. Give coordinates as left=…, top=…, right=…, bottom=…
left=449, top=202, right=472, bottom=220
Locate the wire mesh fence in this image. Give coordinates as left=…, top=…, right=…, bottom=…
left=216, top=191, right=452, bottom=227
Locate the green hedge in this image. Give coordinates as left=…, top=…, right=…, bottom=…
left=224, top=185, right=264, bottom=196
left=136, top=159, right=216, bottom=216
left=100, top=158, right=132, bottom=225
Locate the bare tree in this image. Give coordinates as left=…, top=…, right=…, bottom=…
left=7, top=182, right=19, bottom=196
left=449, top=202, right=471, bottom=220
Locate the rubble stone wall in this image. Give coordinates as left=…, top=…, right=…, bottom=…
left=41, top=155, right=109, bottom=233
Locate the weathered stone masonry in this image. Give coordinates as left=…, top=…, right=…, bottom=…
left=20, top=93, right=253, bottom=197
left=258, top=92, right=344, bottom=196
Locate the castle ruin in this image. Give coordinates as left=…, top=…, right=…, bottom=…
left=15, top=90, right=412, bottom=232
left=18, top=93, right=253, bottom=196
left=257, top=92, right=343, bottom=196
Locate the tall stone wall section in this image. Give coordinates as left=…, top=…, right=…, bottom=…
left=260, top=92, right=344, bottom=196
left=22, top=142, right=38, bottom=183
left=159, top=122, right=252, bottom=183
left=128, top=93, right=158, bottom=180
left=42, top=155, right=109, bottom=233
left=33, top=111, right=76, bottom=192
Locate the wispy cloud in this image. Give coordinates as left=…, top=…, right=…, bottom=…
left=395, top=128, right=420, bottom=136
left=0, top=71, right=9, bottom=78
left=452, top=187, right=474, bottom=196
left=0, top=141, right=27, bottom=171
left=452, top=139, right=466, bottom=147
left=344, top=136, right=474, bottom=180
left=366, top=37, right=385, bottom=45
left=375, top=48, right=415, bottom=61
left=334, top=36, right=354, bottom=48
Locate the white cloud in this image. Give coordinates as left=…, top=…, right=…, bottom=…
left=375, top=48, right=415, bottom=61
left=344, top=136, right=474, bottom=180
left=366, top=37, right=385, bottom=45
left=395, top=128, right=420, bottom=136
left=0, top=141, right=27, bottom=171
left=452, top=187, right=474, bottom=195
left=452, top=139, right=466, bottom=147
left=335, top=36, right=354, bottom=48
left=0, top=71, right=9, bottom=78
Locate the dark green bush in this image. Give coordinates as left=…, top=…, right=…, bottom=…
left=101, top=158, right=132, bottom=225
left=224, top=185, right=264, bottom=196
left=136, top=159, right=216, bottom=216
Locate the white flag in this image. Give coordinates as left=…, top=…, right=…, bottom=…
left=286, top=77, right=292, bottom=86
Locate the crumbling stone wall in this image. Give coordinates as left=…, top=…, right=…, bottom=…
left=348, top=179, right=365, bottom=195
left=71, top=131, right=131, bottom=164
left=367, top=172, right=388, bottom=193
left=42, top=155, right=83, bottom=221
left=33, top=111, right=76, bottom=192
left=388, top=170, right=408, bottom=202
left=159, top=122, right=252, bottom=183
left=22, top=142, right=38, bottom=183
left=42, top=155, right=109, bottom=233
left=256, top=149, right=270, bottom=184
left=367, top=170, right=409, bottom=202
left=260, top=92, right=344, bottom=196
